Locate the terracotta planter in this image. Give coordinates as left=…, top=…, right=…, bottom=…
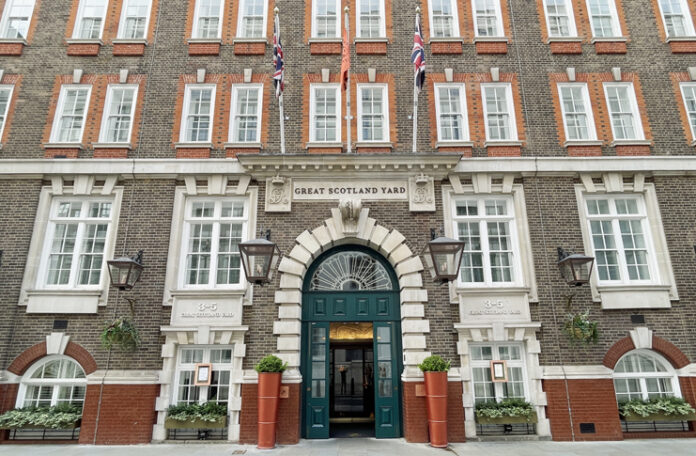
left=257, top=372, right=282, bottom=449
left=423, top=371, right=448, bottom=448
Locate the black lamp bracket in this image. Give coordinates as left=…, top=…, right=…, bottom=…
left=430, top=228, right=445, bottom=240
left=557, top=247, right=572, bottom=262
left=258, top=228, right=271, bottom=240
left=133, top=250, right=144, bottom=265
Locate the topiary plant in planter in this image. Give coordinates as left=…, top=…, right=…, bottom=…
left=165, top=402, right=228, bottom=429
left=418, top=355, right=451, bottom=372
left=418, top=355, right=451, bottom=448
left=101, top=316, right=141, bottom=352
left=255, top=355, right=287, bottom=449
left=0, top=404, right=83, bottom=430
left=254, top=354, right=288, bottom=373
left=619, top=397, right=696, bottom=422
left=475, top=398, right=538, bottom=424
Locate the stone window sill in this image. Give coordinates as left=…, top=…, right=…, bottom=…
left=92, top=142, right=133, bottom=149
left=306, top=142, right=343, bottom=148
left=175, top=142, right=213, bottom=149
left=474, top=36, right=509, bottom=43
left=224, top=142, right=261, bottom=149
left=187, top=38, right=222, bottom=44
left=546, top=37, right=582, bottom=43
left=308, top=37, right=341, bottom=43
left=428, top=37, right=464, bottom=43
left=0, top=37, right=27, bottom=45
left=666, top=36, right=696, bottom=42
left=591, top=36, right=627, bottom=43
left=43, top=143, right=84, bottom=150
left=112, top=38, right=148, bottom=45
left=484, top=140, right=522, bottom=147
left=233, top=37, right=267, bottom=44
left=610, top=139, right=651, bottom=146
left=564, top=140, right=603, bottom=147
left=354, top=37, right=388, bottom=43
left=436, top=141, right=474, bottom=148
left=596, top=285, right=672, bottom=310
left=24, top=289, right=103, bottom=314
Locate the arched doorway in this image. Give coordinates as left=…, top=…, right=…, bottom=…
left=301, top=246, right=403, bottom=439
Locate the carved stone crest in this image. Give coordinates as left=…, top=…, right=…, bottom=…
left=265, top=175, right=292, bottom=212
left=409, top=173, right=435, bottom=212
left=339, top=198, right=362, bottom=234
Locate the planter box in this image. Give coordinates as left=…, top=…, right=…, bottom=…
left=0, top=419, right=81, bottom=430
left=621, top=412, right=696, bottom=422
left=476, top=412, right=538, bottom=425
left=164, top=416, right=227, bottom=429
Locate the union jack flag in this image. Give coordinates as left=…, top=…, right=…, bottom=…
left=411, top=13, right=426, bottom=93
left=273, top=14, right=285, bottom=98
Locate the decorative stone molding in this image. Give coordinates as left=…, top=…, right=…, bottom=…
left=46, top=332, right=70, bottom=355
left=409, top=174, right=435, bottom=212
left=338, top=198, right=362, bottom=234
left=629, top=327, right=653, bottom=349
left=265, top=175, right=291, bottom=212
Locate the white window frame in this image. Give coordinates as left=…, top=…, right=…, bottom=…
left=192, top=0, right=225, bottom=39
left=613, top=349, right=682, bottom=402
left=309, top=83, right=341, bottom=144
left=469, top=343, right=529, bottom=404
left=356, top=0, right=386, bottom=38
left=229, top=84, right=263, bottom=144
left=679, top=82, right=696, bottom=140
left=558, top=83, right=597, bottom=141
left=586, top=0, right=622, bottom=38
left=356, top=83, right=389, bottom=143
left=657, top=0, right=696, bottom=38
left=543, top=0, right=578, bottom=38
left=0, top=0, right=36, bottom=40
left=178, top=197, right=249, bottom=290
left=481, top=83, right=518, bottom=142
left=98, top=84, right=138, bottom=144
left=434, top=83, right=469, bottom=143
left=49, top=84, right=92, bottom=144
left=236, top=0, right=268, bottom=39
left=180, top=84, right=216, bottom=144
left=72, top=0, right=108, bottom=40
left=311, top=0, right=341, bottom=39
left=472, top=0, right=504, bottom=38
left=603, top=82, right=645, bottom=142
left=428, top=0, right=460, bottom=39
left=116, top=0, right=153, bottom=40
left=172, top=346, right=234, bottom=407
left=0, top=84, right=14, bottom=141
left=451, top=195, right=524, bottom=288
left=16, top=355, right=87, bottom=409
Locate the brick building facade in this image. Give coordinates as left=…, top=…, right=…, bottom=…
left=0, top=0, right=695, bottom=445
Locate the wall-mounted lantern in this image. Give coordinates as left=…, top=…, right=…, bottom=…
left=557, top=247, right=594, bottom=286
left=107, top=250, right=144, bottom=291
left=422, top=229, right=466, bottom=283
left=239, top=230, right=282, bottom=285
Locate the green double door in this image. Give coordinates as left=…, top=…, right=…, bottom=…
left=302, top=292, right=402, bottom=439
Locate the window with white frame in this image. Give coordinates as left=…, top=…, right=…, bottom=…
left=473, top=0, right=503, bottom=37
left=312, top=0, right=340, bottom=38
left=434, top=84, right=468, bottom=142
left=50, top=85, right=91, bottom=144
left=453, top=197, right=521, bottom=286
left=614, top=350, right=681, bottom=402
left=357, top=84, right=388, bottom=143
left=680, top=83, right=696, bottom=139
left=180, top=198, right=247, bottom=288
left=356, top=0, right=385, bottom=38
left=584, top=195, right=656, bottom=284
left=180, top=85, right=215, bottom=143
left=604, top=83, right=644, bottom=141
left=544, top=0, right=577, bottom=38
left=230, top=85, right=262, bottom=143
left=658, top=0, right=696, bottom=37
left=192, top=0, right=224, bottom=39
left=470, top=344, right=527, bottom=404
left=0, top=0, right=36, bottom=39
left=0, top=85, right=13, bottom=140
left=482, top=84, right=517, bottom=141
left=117, top=0, right=152, bottom=40
left=237, top=0, right=267, bottom=38
left=72, top=0, right=108, bottom=39
left=38, top=198, right=113, bottom=288
left=558, top=83, right=596, bottom=141
left=310, top=84, right=340, bottom=143
left=174, top=346, right=233, bottom=407
left=429, top=0, right=458, bottom=38
left=99, top=85, right=138, bottom=144
left=586, top=0, right=621, bottom=38
left=18, top=356, right=86, bottom=408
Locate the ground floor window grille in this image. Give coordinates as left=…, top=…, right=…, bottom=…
left=621, top=420, right=691, bottom=433
left=476, top=423, right=536, bottom=436
left=9, top=428, right=80, bottom=441
left=167, top=428, right=228, bottom=441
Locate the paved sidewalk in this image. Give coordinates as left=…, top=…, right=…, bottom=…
left=0, top=438, right=695, bottom=456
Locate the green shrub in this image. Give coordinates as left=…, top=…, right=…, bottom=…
left=101, top=317, right=140, bottom=352
left=562, top=310, right=599, bottom=345
left=475, top=399, right=535, bottom=419
left=254, top=355, right=288, bottom=373
left=618, top=396, right=696, bottom=419
left=417, top=355, right=451, bottom=372
left=166, top=402, right=228, bottom=423
left=0, top=404, right=82, bottom=429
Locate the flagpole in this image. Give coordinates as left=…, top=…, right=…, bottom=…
left=275, top=8, right=286, bottom=154
left=344, top=6, right=352, bottom=154
left=412, top=7, right=420, bottom=154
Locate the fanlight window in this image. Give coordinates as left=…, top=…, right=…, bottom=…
left=19, top=356, right=87, bottom=408
left=309, top=251, right=393, bottom=291
left=613, top=350, right=680, bottom=402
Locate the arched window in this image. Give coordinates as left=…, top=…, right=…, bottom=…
left=613, top=350, right=681, bottom=402
left=17, top=356, right=87, bottom=408
left=308, top=250, right=394, bottom=291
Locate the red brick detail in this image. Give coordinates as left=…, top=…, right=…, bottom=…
left=567, top=145, right=603, bottom=156
left=595, top=41, right=627, bottom=54
left=93, top=148, right=129, bottom=158
left=234, top=42, right=266, bottom=55
left=0, top=42, right=24, bottom=55
left=550, top=41, right=582, bottom=54
left=669, top=41, right=696, bottom=53
left=0, top=384, right=19, bottom=442
left=226, top=148, right=261, bottom=158
left=79, top=384, right=159, bottom=445
left=402, top=381, right=465, bottom=443
left=603, top=337, right=636, bottom=368
left=239, top=382, right=300, bottom=445
left=112, top=43, right=146, bottom=56
left=309, top=42, right=341, bottom=54
left=615, top=145, right=651, bottom=156
left=476, top=41, right=508, bottom=54
left=176, top=148, right=211, bottom=159
left=652, top=336, right=691, bottom=369
left=355, top=41, right=388, bottom=54
left=672, top=72, right=695, bottom=143
left=487, top=145, right=521, bottom=157
left=437, top=147, right=472, bottom=156
left=188, top=42, right=221, bottom=55
left=66, top=43, right=101, bottom=56
left=356, top=147, right=391, bottom=154
left=44, top=148, right=80, bottom=159
left=431, top=41, right=463, bottom=54
left=64, top=342, right=98, bottom=374
left=307, top=147, right=343, bottom=154
left=544, top=379, right=623, bottom=441
left=7, top=342, right=47, bottom=375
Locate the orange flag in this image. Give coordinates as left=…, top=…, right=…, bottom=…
left=340, top=23, right=350, bottom=91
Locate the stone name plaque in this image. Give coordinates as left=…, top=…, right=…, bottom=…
left=459, top=293, right=531, bottom=323
left=293, top=179, right=408, bottom=201
left=171, top=297, right=243, bottom=326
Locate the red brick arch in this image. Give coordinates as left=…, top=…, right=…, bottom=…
left=603, top=335, right=690, bottom=369
left=7, top=341, right=97, bottom=376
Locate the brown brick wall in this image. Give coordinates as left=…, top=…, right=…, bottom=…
left=239, top=382, right=300, bottom=444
